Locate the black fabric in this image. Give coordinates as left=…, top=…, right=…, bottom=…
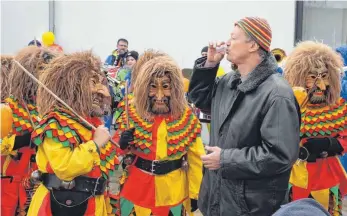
left=13, top=132, right=32, bottom=150
left=119, top=128, right=135, bottom=150
left=50, top=190, right=89, bottom=216
left=300, top=137, right=343, bottom=162
left=303, top=137, right=343, bottom=154
left=299, top=146, right=337, bottom=162
left=42, top=174, right=106, bottom=195
left=134, top=156, right=183, bottom=175
left=191, top=199, right=198, bottom=212
left=11, top=152, right=36, bottom=162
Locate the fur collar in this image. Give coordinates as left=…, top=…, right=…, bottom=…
left=227, top=53, right=278, bottom=93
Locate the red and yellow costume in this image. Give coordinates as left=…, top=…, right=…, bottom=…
left=285, top=41, right=347, bottom=216
left=27, top=108, right=119, bottom=215
left=289, top=97, right=347, bottom=215
left=1, top=96, right=40, bottom=216
left=113, top=105, right=204, bottom=216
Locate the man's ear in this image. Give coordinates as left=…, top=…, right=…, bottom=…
left=249, top=41, right=260, bottom=53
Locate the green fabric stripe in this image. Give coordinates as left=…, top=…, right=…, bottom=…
left=330, top=185, right=339, bottom=206
left=120, top=198, right=134, bottom=216
left=170, top=204, right=182, bottom=216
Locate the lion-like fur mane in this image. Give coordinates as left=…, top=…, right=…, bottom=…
left=1, top=55, right=13, bottom=101
left=37, top=51, right=102, bottom=117
left=9, top=46, right=57, bottom=103
left=130, top=49, right=168, bottom=91
left=133, top=55, right=186, bottom=120
left=284, top=41, right=343, bottom=105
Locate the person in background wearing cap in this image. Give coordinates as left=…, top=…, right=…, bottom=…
left=123, top=50, right=139, bottom=90
left=188, top=17, right=300, bottom=216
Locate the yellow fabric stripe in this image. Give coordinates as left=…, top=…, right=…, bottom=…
left=37, top=138, right=100, bottom=181
left=187, top=137, right=205, bottom=199
left=134, top=205, right=152, bottom=216
left=289, top=161, right=309, bottom=189
left=2, top=155, right=12, bottom=175
left=1, top=134, right=16, bottom=155
left=27, top=184, right=50, bottom=216
left=311, top=189, right=329, bottom=210
left=183, top=198, right=193, bottom=216
left=156, top=120, right=168, bottom=160
left=155, top=168, right=188, bottom=206
left=94, top=195, right=108, bottom=216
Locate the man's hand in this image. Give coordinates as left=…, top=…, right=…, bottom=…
left=93, top=125, right=111, bottom=148
left=119, top=128, right=135, bottom=150
left=206, top=41, right=226, bottom=66
left=201, top=146, right=221, bottom=170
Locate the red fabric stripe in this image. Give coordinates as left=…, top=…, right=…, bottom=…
left=84, top=197, right=96, bottom=216
left=37, top=193, right=52, bottom=216
left=307, top=157, right=346, bottom=190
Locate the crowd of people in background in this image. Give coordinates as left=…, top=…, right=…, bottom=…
left=1, top=15, right=347, bottom=216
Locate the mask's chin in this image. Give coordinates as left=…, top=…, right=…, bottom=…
left=308, top=88, right=328, bottom=105
left=91, top=104, right=104, bottom=117
left=148, top=97, right=171, bottom=114
left=91, top=93, right=105, bottom=117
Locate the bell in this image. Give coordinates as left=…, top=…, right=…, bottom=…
left=61, top=180, right=75, bottom=190
left=182, top=158, right=189, bottom=172
left=124, top=154, right=135, bottom=166
left=30, top=170, right=42, bottom=184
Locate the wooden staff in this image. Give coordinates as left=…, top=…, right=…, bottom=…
left=124, top=80, right=130, bottom=129
left=13, top=59, right=119, bottom=148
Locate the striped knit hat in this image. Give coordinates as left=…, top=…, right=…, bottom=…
left=235, top=17, right=272, bottom=52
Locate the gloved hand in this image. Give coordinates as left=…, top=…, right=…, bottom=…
left=191, top=199, right=198, bottom=212
left=13, top=132, right=32, bottom=150
left=304, top=137, right=343, bottom=155
left=119, top=128, right=135, bottom=150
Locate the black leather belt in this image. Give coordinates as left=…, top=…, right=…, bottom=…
left=42, top=173, right=107, bottom=195
left=135, top=157, right=183, bottom=175
left=299, top=146, right=337, bottom=162
left=11, top=152, right=36, bottom=162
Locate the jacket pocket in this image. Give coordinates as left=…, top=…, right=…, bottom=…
left=238, top=180, right=251, bottom=215
left=243, top=186, right=287, bottom=215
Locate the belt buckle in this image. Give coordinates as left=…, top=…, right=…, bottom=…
left=151, top=160, right=158, bottom=175
left=92, top=177, right=100, bottom=196
left=320, top=151, right=328, bottom=158
left=61, top=180, right=75, bottom=190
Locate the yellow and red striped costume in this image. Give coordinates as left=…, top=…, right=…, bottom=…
left=27, top=108, right=120, bottom=216
left=112, top=104, right=205, bottom=216
left=1, top=96, right=39, bottom=216
left=289, top=96, right=347, bottom=216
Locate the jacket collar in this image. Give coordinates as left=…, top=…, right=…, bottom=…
left=227, top=53, right=278, bottom=93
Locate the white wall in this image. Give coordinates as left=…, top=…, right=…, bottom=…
left=54, top=1, right=296, bottom=71
left=1, top=0, right=49, bottom=54
left=302, top=6, right=347, bottom=48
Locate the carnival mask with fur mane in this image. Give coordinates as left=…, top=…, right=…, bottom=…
left=37, top=51, right=110, bottom=118
left=133, top=56, right=186, bottom=120
left=284, top=41, right=343, bottom=106
left=9, top=46, right=57, bottom=104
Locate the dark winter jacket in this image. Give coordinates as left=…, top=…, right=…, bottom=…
left=188, top=54, right=300, bottom=216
